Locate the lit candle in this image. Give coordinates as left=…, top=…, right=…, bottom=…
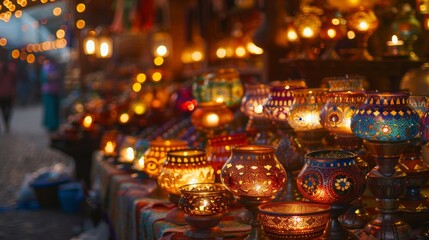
left=254, top=104, right=263, bottom=114
left=203, top=113, right=220, bottom=128
left=302, top=26, right=314, bottom=38
left=104, top=141, right=115, bottom=156
left=82, top=115, right=93, bottom=128
left=386, top=35, right=404, bottom=56
left=120, top=147, right=135, bottom=163
left=215, top=97, right=224, bottom=103
left=119, top=113, right=130, bottom=124
left=357, top=21, right=369, bottom=31
left=137, top=156, right=144, bottom=170
left=199, top=199, right=209, bottom=212
left=387, top=35, right=404, bottom=47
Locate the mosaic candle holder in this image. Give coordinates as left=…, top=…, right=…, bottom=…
left=398, top=95, right=429, bottom=228
left=178, top=183, right=231, bottom=239
left=263, top=80, right=307, bottom=201
left=263, top=80, right=307, bottom=123
left=287, top=88, right=328, bottom=152
left=346, top=8, right=379, bottom=61
left=240, top=83, right=271, bottom=143
left=351, top=91, right=420, bottom=240
left=296, top=150, right=365, bottom=240
left=221, top=145, right=287, bottom=240
left=191, top=101, right=234, bottom=138
left=191, top=69, right=246, bottom=106
left=141, top=139, right=189, bottom=178
left=320, top=90, right=370, bottom=229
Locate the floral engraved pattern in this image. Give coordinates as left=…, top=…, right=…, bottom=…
left=301, top=173, right=320, bottom=195
left=335, top=177, right=351, bottom=192
left=330, top=173, right=355, bottom=197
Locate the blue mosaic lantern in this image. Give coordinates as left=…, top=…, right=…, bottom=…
left=351, top=91, right=420, bottom=142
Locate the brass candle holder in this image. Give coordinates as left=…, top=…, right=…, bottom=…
left=206, top=133, right=248, bottom=182
left=158, top=149, right=215, bottom=225
left=191, top=101, right=234, bottom=141
left=220, top=145, right=287, bottom=240
left=178, top=183, right=231, bottom=239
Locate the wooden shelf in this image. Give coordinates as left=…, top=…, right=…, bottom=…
left=271, top=59, right=425, bottom=91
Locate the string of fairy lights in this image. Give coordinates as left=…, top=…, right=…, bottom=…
left=0, top=0, right=88, bottom=64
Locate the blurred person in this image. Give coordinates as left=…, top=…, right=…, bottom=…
left=0, top=48, right=17, bottom=133
left=40, top=57, right=63, bottom=134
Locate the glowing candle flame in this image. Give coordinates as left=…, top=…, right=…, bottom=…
left=83, top=115, right=93, bottom=128
left=104, top=141, right=115, bottom=155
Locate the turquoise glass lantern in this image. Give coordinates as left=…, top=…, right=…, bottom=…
left=351, top=91, right=420, bottom=142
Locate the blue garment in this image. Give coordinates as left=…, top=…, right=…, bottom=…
left=42, top=93, right=60, bottom=132
left=40, top=60, right=62, bottom=132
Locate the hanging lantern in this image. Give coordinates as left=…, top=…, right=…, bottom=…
left=83, top=29, right=97, bottom=55
left=96, top=28, right=113, bottom=58
left=151, top=31, right=172, bottom=58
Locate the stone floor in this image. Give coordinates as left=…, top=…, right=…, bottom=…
left=0, top=105, right=85, bottom=240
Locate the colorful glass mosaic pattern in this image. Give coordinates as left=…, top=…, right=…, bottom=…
left=297, top=150, right=365, bottom=205
left=320, top=91, right=366, bottom=136
left=263, top=80, right=307, bottom=122
left=351, top=91, right=420, bottom=142
left=287, top=88, right=327, bottom=131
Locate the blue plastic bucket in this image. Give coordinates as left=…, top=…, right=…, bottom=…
left=30, top=174, right=70, bottom=208
left=57, top=182, right=83, bottom=213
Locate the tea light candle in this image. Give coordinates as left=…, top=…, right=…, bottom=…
left=104, top=141, right=116, bottom=156
left=203, top=113, right=220, bottom=128
left=386, top=35, right=404, bottom=56
left=136, top=156, right=145, bottom=170
left=82, top=115, right=93, bottom=128
left=198, top=198, right=211, bottom=214
left=119, top=147, right=135, bottom=163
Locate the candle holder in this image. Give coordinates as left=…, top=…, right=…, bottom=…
left=99, top=130, right=119, bottom=159
left=346, top=8, right=379, bottom=61
left=263, top=80, right=307, bottom=201
left=296, top=150, right=365, bottom=240
left=191, top=101, right=234, bottom=141
left=116, top=136, right=138, bottom=171
left=287, top=88, right=328, bottom=152
left=390, top=4, right=422, bottom=61
left=258, top=201, right=331, bottom=240
left=178, top=183, right=231, bottom=239
left=141, top=139, right=189, bottom=178
left=207, top=68, right=244, bottom=109
left=293, top=12, right=322, bottom=60
left=158, top=149, right=215, bottom=225
left=320, top=81, right=370, bottom=229
left=240, top=83, right=271, bottom=143
left=220, top=145, right=287, bottom=240
left=421, top=103, right=429, bottom=238
left=351, top=91, right=421, bottom=239
left=206, top=133, right=248, bottom=182
left=398, top=95, right=429, bottom=228
left=319, top=11, right=347, bottom=60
